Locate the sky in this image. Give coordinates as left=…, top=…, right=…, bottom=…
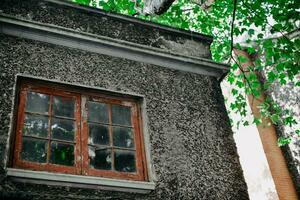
left=221, top=81, right=279, bottom=200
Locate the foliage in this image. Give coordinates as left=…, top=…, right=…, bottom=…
left=71, top=0, right=300, bottom=145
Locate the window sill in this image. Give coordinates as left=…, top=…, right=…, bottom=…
left=6, top=168, right=155, bottom=194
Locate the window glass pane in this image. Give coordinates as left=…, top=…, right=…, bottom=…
left=53, top=96, right=75, bottom=118
left=114, top=150, right=136, bottom=172
left=89, top=147, right=111, bottom=170
left=51, top=118, right=75, bottom=141
left=50, top=142, right=74, bottom=166
left=88, top=124, right=109, bottom=145
left=87, top=102, right=108, bottom=123
left=113, top=127, right=134, bottom=148
left=26, top=91, right=50, bottom=114
left=23, top=114, right=48, bottom=138
left=20, top=138, right=47, bottom=163
left=112, top=105, right=131, bottom=126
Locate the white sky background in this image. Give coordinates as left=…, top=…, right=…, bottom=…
left=221, top=81, right=279, bottom=200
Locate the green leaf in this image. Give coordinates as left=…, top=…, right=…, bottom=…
left=279, top=73, right=287, bottom=85
left=257, top=33, right=264, bottom=39
left=252, top=89, right=261, bottom=98
left=276, top=63, right=285, bottom=71
left=235, top=43, right=242, bottom=50
left=227, top=73, right=235, bottom=84
left=248, top=72, right=257, bottom=81
left=271, top=23, right=282, bottom=33
left=231, top=88, right=238, bottom=96
left=243, top=121, right=249, bottom=126
left=263, top=82, right=270, bottom=90
left=248, top=29, right=255, bottom=36
left=236, top=81, right=244, bottom=88
left=247, top=47, right=256, bottom=54
left=267, top=71, right=277, bottom=82
left=238, top=56, right=248, bottom=63
left=263, top=40, right=273, bottom=48
left=284, top=116, right=297, bottom=127
left=278, top=137, right=292, bottom=147
left=270, top=114, right=280, bottom=124
left=232, top=63, right=239, bottom=70
left=253, top=117, right=261, bottom=125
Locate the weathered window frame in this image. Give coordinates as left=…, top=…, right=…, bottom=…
left=9, top=77, right=150, bottom=184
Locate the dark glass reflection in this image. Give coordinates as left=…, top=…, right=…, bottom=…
left=113, top=127, right=134, bottom=148
left=88, top=124, right=109, bottom=145
left=112, top=105, right=131, bottom=126
left=51, top=118, right=75, bottom=141
left=20, top=137, right=47, bottom=163
left=114, top=150, right=136, bottom=172
left=87, top=102, right=108, bottom=123
left=53, top=96, right=75, bottom=118
left=89, top=147, right=111, bottom=170
left=25, top=92, right=49, bottom=114
left=50, top=142, right=74, bottom=166
left=23, top=114, right=48, bottom=138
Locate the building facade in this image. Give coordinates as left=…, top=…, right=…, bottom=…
left=0, top=0, right=249, bottom=199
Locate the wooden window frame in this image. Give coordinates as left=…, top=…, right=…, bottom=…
left=11, top=81, right=148, bottom=182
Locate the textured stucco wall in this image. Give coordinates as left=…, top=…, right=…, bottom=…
left=0, top=34, right=248, bottom=199
left=0, top=0, right=212, bottom=59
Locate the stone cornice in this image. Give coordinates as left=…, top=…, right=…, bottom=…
left=0, top=15, right=229, bottom=79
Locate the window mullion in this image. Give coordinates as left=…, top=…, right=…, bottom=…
left=108, top=104, right=114, bottom=171
left=81, top=95, right=89, bottom=175
left=46, top=95, right=53, bottom=164
left=75, top=94, right=82, bottom=175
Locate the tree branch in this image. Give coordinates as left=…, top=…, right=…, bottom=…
left=143, top=0, right=175, bottom=15
left=191, top=0, right=214, bottom=11
left=229, top=0, right=263, bottom=105
left=230, top=0, right=238, bottom=55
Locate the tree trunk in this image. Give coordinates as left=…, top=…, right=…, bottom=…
left=234, top=48, right=299, bottom=200
left=143, top=0, right=175, bottom=15
left=142, top=0, right=214, bottom=15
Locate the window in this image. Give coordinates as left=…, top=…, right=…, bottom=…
left=11, top=80, right=148, bottom=182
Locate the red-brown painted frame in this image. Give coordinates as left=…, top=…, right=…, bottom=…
left=12, top=81, right=148, bottom=181
left=13, top=84, right=82, bottom=175
left=81, top=96, right=146, bottom=181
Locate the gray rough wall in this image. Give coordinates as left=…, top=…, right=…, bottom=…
left=0, top=34, right=248, bottom=199
left=0, top=0, right=212, bottom=59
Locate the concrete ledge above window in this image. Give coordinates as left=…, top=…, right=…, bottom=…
left=7, top=168, right=155, bottom=194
